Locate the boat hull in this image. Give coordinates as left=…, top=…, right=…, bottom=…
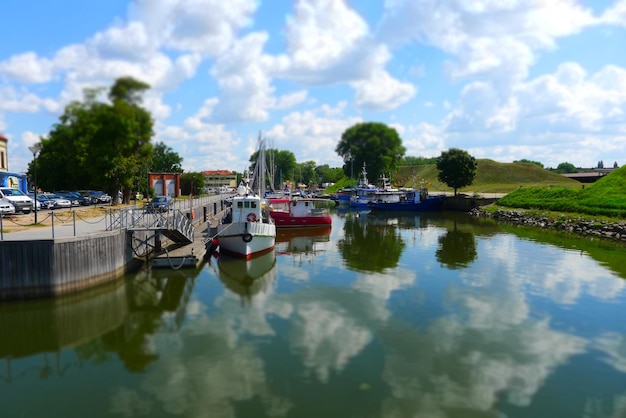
left=217, top=221, right=275, bottom=259
left=270, top=211, right=332, bottom=228
left=368, top=195, right=445, bottom=211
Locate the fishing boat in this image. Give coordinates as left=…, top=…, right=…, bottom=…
left=367, top=187, right=446, bottom=212
left=213, top=137, right=276, bottom=258
left=268, top=197, right=332, bottom=228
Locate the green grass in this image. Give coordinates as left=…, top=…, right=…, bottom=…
left=497, top=165, right=626, bottom=218
left=395, top=159, right=579, bottom=193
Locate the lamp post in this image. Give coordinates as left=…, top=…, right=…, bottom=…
left=28, top=143, right=42, bottom=224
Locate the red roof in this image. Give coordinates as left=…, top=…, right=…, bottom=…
left=202, top=170, right=235, bottom=175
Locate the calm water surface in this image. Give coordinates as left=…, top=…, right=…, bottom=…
left=2, top=210, right=626, bottom=417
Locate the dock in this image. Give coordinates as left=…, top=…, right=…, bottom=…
left=150, top=217, right=220, bottom=268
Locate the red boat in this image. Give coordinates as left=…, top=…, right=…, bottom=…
left=268, top=197, right=332, bottom=228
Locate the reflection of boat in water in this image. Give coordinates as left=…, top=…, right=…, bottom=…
left=217, top=250, right=277, bottom=301
left=275, top=226, right=331, bottom=255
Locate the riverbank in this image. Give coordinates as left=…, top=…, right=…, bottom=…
left=470, top=207, right=626, bottom=242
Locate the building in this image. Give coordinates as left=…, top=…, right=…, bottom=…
left=148, top=172, right=181, bottom=197
left=202, top=170, right=237, bottom=193
left=0, top=134, right=7, bottom=172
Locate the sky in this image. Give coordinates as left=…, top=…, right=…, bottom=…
left=1, top=0, right=626, bottom=175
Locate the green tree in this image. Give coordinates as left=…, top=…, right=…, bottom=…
left=514, top=159, right=544, bottom=168
left=335, top=122, right=406, bottom=183
left=401, top=156, right=437, bottom=166
left=151, top=142, right=183, bottom=173
left=35, top=77, right=154, bottom=204
left=180, top=172, right=205, bottom=195
left=297, top=161, right=317, bottom=188
left=436, top=148, right=477, bottom=196
left=251, top=148, right=297, bottom=190
left=315, top=164, right=344, bottom=184
left=555, top=162, right=577, bottom=174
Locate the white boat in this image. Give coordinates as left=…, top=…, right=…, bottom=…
left=214, top=136, right=276, bottom=259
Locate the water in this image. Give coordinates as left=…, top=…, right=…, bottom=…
left=2, top=210, right=626, bottom=417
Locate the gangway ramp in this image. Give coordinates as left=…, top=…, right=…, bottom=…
left=108, top=207, right=195, bottom=244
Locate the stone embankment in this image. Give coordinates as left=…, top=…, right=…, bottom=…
left=469, top=207, right=626, bottom=242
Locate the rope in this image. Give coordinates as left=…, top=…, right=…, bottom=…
left=52, top=212, right=73, bottom=223
left=74, top=212, right=107, bottom=224
left=161, top=246, right=188, bottom=270
left=3, top=213, right=53, bottom=226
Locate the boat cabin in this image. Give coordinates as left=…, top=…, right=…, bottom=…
left=229, top=195, right=266, bottom=223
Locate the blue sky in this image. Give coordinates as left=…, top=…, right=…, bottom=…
left=2, top=0, right=626, bottom=174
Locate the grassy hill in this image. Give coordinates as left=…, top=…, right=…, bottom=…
left=394, top=159, right=579, bottom=194
left=497, top=165, right=626, bottom=217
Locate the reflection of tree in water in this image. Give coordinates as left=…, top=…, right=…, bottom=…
left=338, top=213, right=405, bottom=273
left=0, top=268, right=198, bottom=377
left=436, top=226, right=477, bottom=269
left=101, top=271, right=195, bottom=372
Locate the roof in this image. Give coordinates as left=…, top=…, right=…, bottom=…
left=0, top=134, right=7, bottom=142
left=202, top=170, right=236, bottom=176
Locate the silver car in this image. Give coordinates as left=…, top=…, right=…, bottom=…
left=0, top=201, right=15, bottom=216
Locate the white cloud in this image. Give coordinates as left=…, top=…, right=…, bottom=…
left=0, top=52, right=55, bottom=83
left=351, top=68, right=416, bottom=110
left=266, top=103, right=362, bottom=165
left=600, top=0, right=626, bottom=26
left=378, top=0, right=596, bottom=82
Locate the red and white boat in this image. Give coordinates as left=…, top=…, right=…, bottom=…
left=268, top=197, right=332, bottom=228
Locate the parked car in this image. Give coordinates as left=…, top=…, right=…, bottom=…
left=39, top=193, right=72, bottom=209
left=27, top=193, right=43, bottom=211
left=56, top=191, right=88, bottom=206
left=0, top=187, right=32, bottom=214
left=0, top=201, right=15, bottom=216
left=78, top=190, right=112, bottom=204
left=145, top=195, right=174, bottom=213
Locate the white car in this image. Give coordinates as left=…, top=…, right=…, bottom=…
left=0, top=201, right=15, bottom=215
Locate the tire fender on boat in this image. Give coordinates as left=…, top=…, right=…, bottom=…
left=242, top=233, right=253, bottom=243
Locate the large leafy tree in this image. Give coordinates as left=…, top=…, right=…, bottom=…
left=436, top=148, right=477, bottom=196
left=250, top=148, right=297, bottom=190
left=315, top=164, right=344, bottom=184
left=35, top=77, right=154, bottom=204
left=335, top=122, right=406, bottom=183
left=151, top=142, right=183, bottom=173
left=180, top=172, right=205, bottom=196
left=555, top=162, right=577, bottom=173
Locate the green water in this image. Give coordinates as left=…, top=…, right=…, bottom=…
left=2, top=210, right=626, bottom=417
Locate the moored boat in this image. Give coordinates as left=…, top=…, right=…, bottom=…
left=268, top=197, right=332, bottom=228
left=367, top=189, right=445, bottom=211
left=213, top=136, right=276, bottom=258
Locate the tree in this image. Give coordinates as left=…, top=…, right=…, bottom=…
left=297, top=161, right=317, bottom=188
left=335, top=122, right=406, bottom=183
left=180, top=172, right=205, bottom=196
left=315, top=164, right=344, bottom=184
left=556, top=162, right=577, bottom=174
left=514, top=159, right=544, bottom=168
left=151, top=142, right=183, bottom=173
left=436, top=148, right=477, bottom=196
left=35, top=77, right=154, bottom=204
left=250, top=148, right=297, bottom=190
left=401, top=156, right=437, bottom=166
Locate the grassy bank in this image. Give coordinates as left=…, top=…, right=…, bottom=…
left=496, top=165, right=626, bottom=218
